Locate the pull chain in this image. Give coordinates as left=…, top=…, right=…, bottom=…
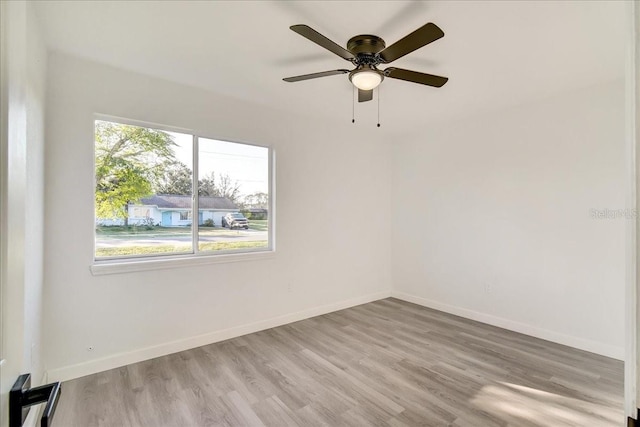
left=352, top=86, right=355, bottom=124
left=377, top=86, right=381, bottom=128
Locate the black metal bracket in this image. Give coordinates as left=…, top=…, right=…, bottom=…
left=10, top=373, right=61, bottom=427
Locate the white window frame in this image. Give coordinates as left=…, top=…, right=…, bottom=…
left=91, top=115, right=275, bottom=275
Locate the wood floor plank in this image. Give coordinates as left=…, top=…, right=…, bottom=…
left=54, top=298, right=623, bottom=426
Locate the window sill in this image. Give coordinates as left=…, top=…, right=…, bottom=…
left=90, top=250, right=275, bottom=276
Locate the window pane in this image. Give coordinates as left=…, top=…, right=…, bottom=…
left=198, top=138, right=269, bottom=253
left=94, top=120, right=193, bottom=258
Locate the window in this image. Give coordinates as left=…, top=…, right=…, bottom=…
left=94, top=119, right=271, bottom=261
left=130, top=207, right=150, bottom=219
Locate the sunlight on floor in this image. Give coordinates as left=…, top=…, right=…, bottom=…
left=470, top=381, right=622, bottom=426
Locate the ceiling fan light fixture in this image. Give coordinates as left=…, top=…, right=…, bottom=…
left=349, top=67, right=383, bottom=91
left=283, top=23, right=448, bottom=104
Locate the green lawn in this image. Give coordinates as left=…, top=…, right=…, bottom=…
left=96, top=225, right=186, bottom=235
left=95, top=240, right=268, bottom=258
left=96, top=222, right=268, bottom=236
left=246, top=220, right=268, bottom=231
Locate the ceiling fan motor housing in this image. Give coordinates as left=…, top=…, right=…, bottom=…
left=347, top=35, right=386, bottom=82
left=347, top=35, right=386, bottom=55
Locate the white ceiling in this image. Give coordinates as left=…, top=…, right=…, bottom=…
left=33, top=0, right=628, bottom=131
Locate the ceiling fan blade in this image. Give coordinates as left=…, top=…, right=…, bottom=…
left=384, top=67, right=448, bottom=87
left=283, top=69, right=350, bottom=82
left=290, top=25, right=355, bottom=61
left=378, top=23, right=444, bottom=63
left=358, top=89, right=373, bottom=103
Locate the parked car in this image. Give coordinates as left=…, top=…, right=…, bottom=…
left=223, top=212, right=249, bottom=229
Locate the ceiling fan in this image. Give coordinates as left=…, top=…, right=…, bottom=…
left=283, top=23, right=448, bottom=102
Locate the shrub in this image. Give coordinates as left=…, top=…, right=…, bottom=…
left=241, top=209, right=266, bottom=220
left=142, top=216, right=156, bottom=227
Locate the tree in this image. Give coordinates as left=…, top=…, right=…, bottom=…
left=215, top=173, right=242, bottom=204
left=155, top=161, right=192, bottom=195
left=198, top=172, right=217, bottom=198
left=198, top=171, right=242, bottom=204
left=242, top=192, right=269, bottom=209
left=95, top=121, right=176, bottom=224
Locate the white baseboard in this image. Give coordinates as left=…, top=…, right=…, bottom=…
left=391, top=291, right=624, bottom=361
left=46, top=290, right=392, bottom=382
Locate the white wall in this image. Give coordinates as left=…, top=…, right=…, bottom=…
left=392, top=79, right=627, bottom=359
left=0, top=0, right=47, bottom=424
left=40, top=27, right=627, bottom=385
left=43, top=52, right=392, bottom=380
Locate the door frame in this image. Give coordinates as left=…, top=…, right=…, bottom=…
left=626, top=0, right=639, bottom=422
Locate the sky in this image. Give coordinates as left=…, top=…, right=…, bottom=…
left=170, top=131, right=268, bottom=196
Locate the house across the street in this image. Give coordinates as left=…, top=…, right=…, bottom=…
left=98, top=194, right=239, bottom=227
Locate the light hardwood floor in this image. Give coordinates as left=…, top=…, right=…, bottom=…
left=54, top=298, right=623, bottom=426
